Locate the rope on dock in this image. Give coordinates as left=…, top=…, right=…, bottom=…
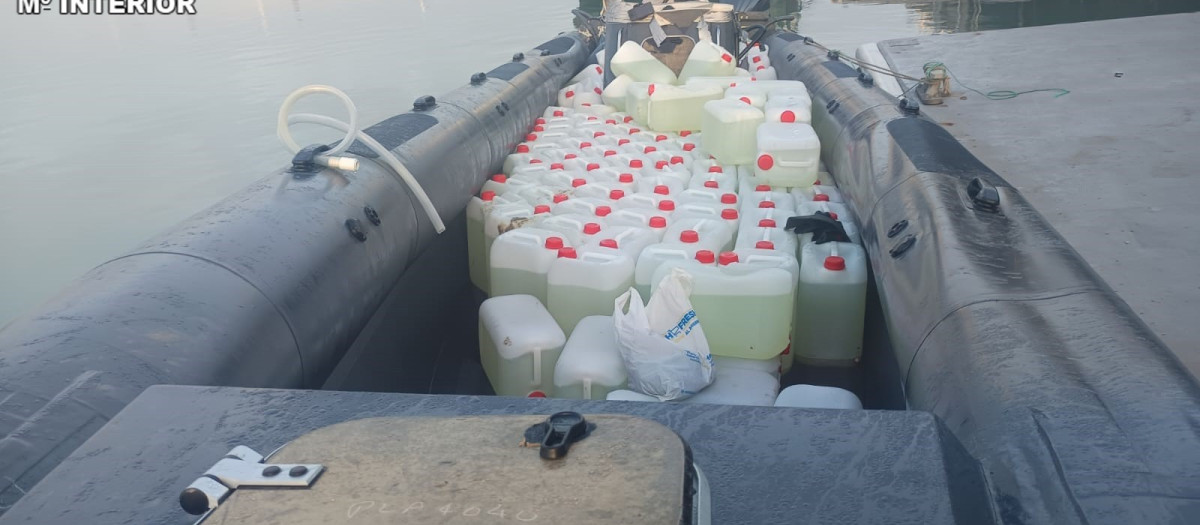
left=798, top=37, right=1069, bottom=101
left=922, top=61, right=1070, bottom=100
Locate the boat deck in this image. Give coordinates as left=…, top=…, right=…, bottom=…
left=0, top=385, right=986, bottom=525
left=875, top=13, right=1200, bottom=376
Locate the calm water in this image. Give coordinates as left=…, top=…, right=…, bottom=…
left=0, top=0, right=1195, bottom=326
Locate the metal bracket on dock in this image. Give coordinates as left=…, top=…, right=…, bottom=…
left=178, top=445, right=323, bottom=517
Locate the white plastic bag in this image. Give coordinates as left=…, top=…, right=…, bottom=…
left=613, top=268, right=714, bottom=400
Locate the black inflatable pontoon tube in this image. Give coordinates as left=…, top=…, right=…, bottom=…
left=0, top=32, right=593, bottom=512
left=763, top=31, right=1200, bottom=525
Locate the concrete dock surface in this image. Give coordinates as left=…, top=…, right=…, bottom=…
left=876, top=13, right=1200, bottom=377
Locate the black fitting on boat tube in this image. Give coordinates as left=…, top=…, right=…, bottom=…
left=412, top=95, right=437, bottom=111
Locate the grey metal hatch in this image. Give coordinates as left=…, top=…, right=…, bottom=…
left=194, top=414, right=703, bottom=524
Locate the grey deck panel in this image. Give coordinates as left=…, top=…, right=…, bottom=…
left=877, top=12, right=1200, bottom=376
left=0, top=385, right=990, bottom=525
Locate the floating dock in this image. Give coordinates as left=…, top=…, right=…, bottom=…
left=870, top=13, right=1200, bottom=375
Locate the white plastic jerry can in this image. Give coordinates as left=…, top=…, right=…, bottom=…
left=737, top=207, right=788, bottom=240
left=752, top=65, right=778, bottom=80
left=587, top=224, right=660, bottom=258
left=647, top=83, right=725, bottom=133
left=757, top=80, right=810, bottom=99
left=483, top=172, right=537, bottom=195
left=467, top=190, right=500, bottom=293
left=687, top=168, right=737, bottom=191
left=634, top=244, right=699, bottom=299
left=624, top=82, right=659, bottom=127
left=744, top=42, right=769, bottom=67
left=543, top=106, right=573, bottom=119
left=792, top=184, right=844, bottom=204
left=755, top=122, right=821, bottom=188
left=651, top=253, right=794, bottom=360
left=609, top=41, right=679, bottom=85
left=725, top=84, right=769, bottom=108
left=672, top=203, right=740, bottom=239
left=764, top=95, right=813, bottom=124
left=683, top=75, right=747, bottom=93
left=664, top=217, right=735, bottom=253
left=678, top=40, right=738, bottom=83
left=484, top=202, right=536, bottom=275
left=570, top=63, right=605, bottom=86
left=746, top=49, right=770, bottom=70
left=573, top=77, right=605, bottom=109
left=739, top=186, right=797, bottom=216
left=607, top=209, right=670, bottom=241
left=503, top=146, right=550, bottom=175
left=558, top=83, right=581, bottom=108
left=528, top=214, right=587, bottom=246
left=795, top=242, right=867, bottom=366
left=678, top=138, right=708, bottom=161
left=735, top=226, right=798, bottom=255
left=553, top=315, right=627, bottom=400
left=635, top=177, right=686, bottom=198
left=479, top=294, right=567, bottom=398
left=572, top=182, right=620, bottom=202
left=774, top=385, right=863, bottom=410
left=551, top=197, right=614, bottom=220
left=577, top=103, right=616, bottom=116
left=546, top=247, right=635, bottom=336
left=679, top=360, right=780, bottom=407
left=735, top=248, right=801, bottom=372
left=603, top=74, right=636, bottom=111
left=701, top=98, right=765, bottom=165
left=677, top=189, right=739, bottom=209
left=489, top=227, right=570, bottom=305
left=515, top=185, right=569, bottom=207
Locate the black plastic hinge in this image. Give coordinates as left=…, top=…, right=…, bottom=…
left=899, top=97, right=920, bottom=115
left=512, top=52, right=525, bottom=62
left=470, top=72, right=487, bottom=85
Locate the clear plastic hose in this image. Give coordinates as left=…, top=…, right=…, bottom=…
left=277, top=85, right=446, bottom=233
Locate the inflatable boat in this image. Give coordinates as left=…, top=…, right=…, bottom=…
left=1, top=2, right=1198, bottom=524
